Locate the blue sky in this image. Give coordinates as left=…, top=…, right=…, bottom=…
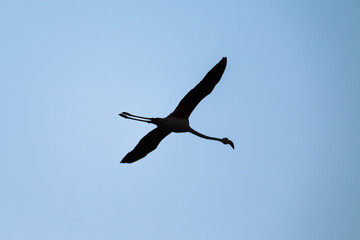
left=1, top=0, right=359, bottom=239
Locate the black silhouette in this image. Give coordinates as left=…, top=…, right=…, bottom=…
left=120, top=57, right=234, bottom=163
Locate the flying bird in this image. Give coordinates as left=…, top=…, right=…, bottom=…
left=120, top=57, right=234, bottom=163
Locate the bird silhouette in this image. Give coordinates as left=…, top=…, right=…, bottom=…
left=119, top=57, right=234, bottom=163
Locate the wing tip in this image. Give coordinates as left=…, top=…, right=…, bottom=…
left=120, top=152, right=137, bottom=164
left=219, top=57, right=227, bottom=67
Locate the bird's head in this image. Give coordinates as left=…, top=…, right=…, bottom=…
left=221, top=138, right=235, bottom=149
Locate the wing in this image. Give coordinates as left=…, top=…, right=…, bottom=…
left=121, top=127, right=171, bottom=163
left=168, top=57, right=227, bottom=119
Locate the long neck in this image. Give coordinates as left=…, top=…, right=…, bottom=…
left=188, top=127, right=222, bottom=142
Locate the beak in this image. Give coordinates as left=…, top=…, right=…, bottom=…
left=229, top=141, right=235, bottom=149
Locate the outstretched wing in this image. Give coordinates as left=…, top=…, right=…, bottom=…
left=121, top=127, right=171, bottom=163
left=168, top=57, right=227, bottom=119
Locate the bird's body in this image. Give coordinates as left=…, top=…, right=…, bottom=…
left=152, top=117, right=190, bottom=133
left=120, top=57, right=234, bottom=163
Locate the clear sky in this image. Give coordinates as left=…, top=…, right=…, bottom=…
left=1, top=0, right=359, bottom=239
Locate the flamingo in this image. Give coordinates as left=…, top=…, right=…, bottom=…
left=119, top=57, right=234, bottom=163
